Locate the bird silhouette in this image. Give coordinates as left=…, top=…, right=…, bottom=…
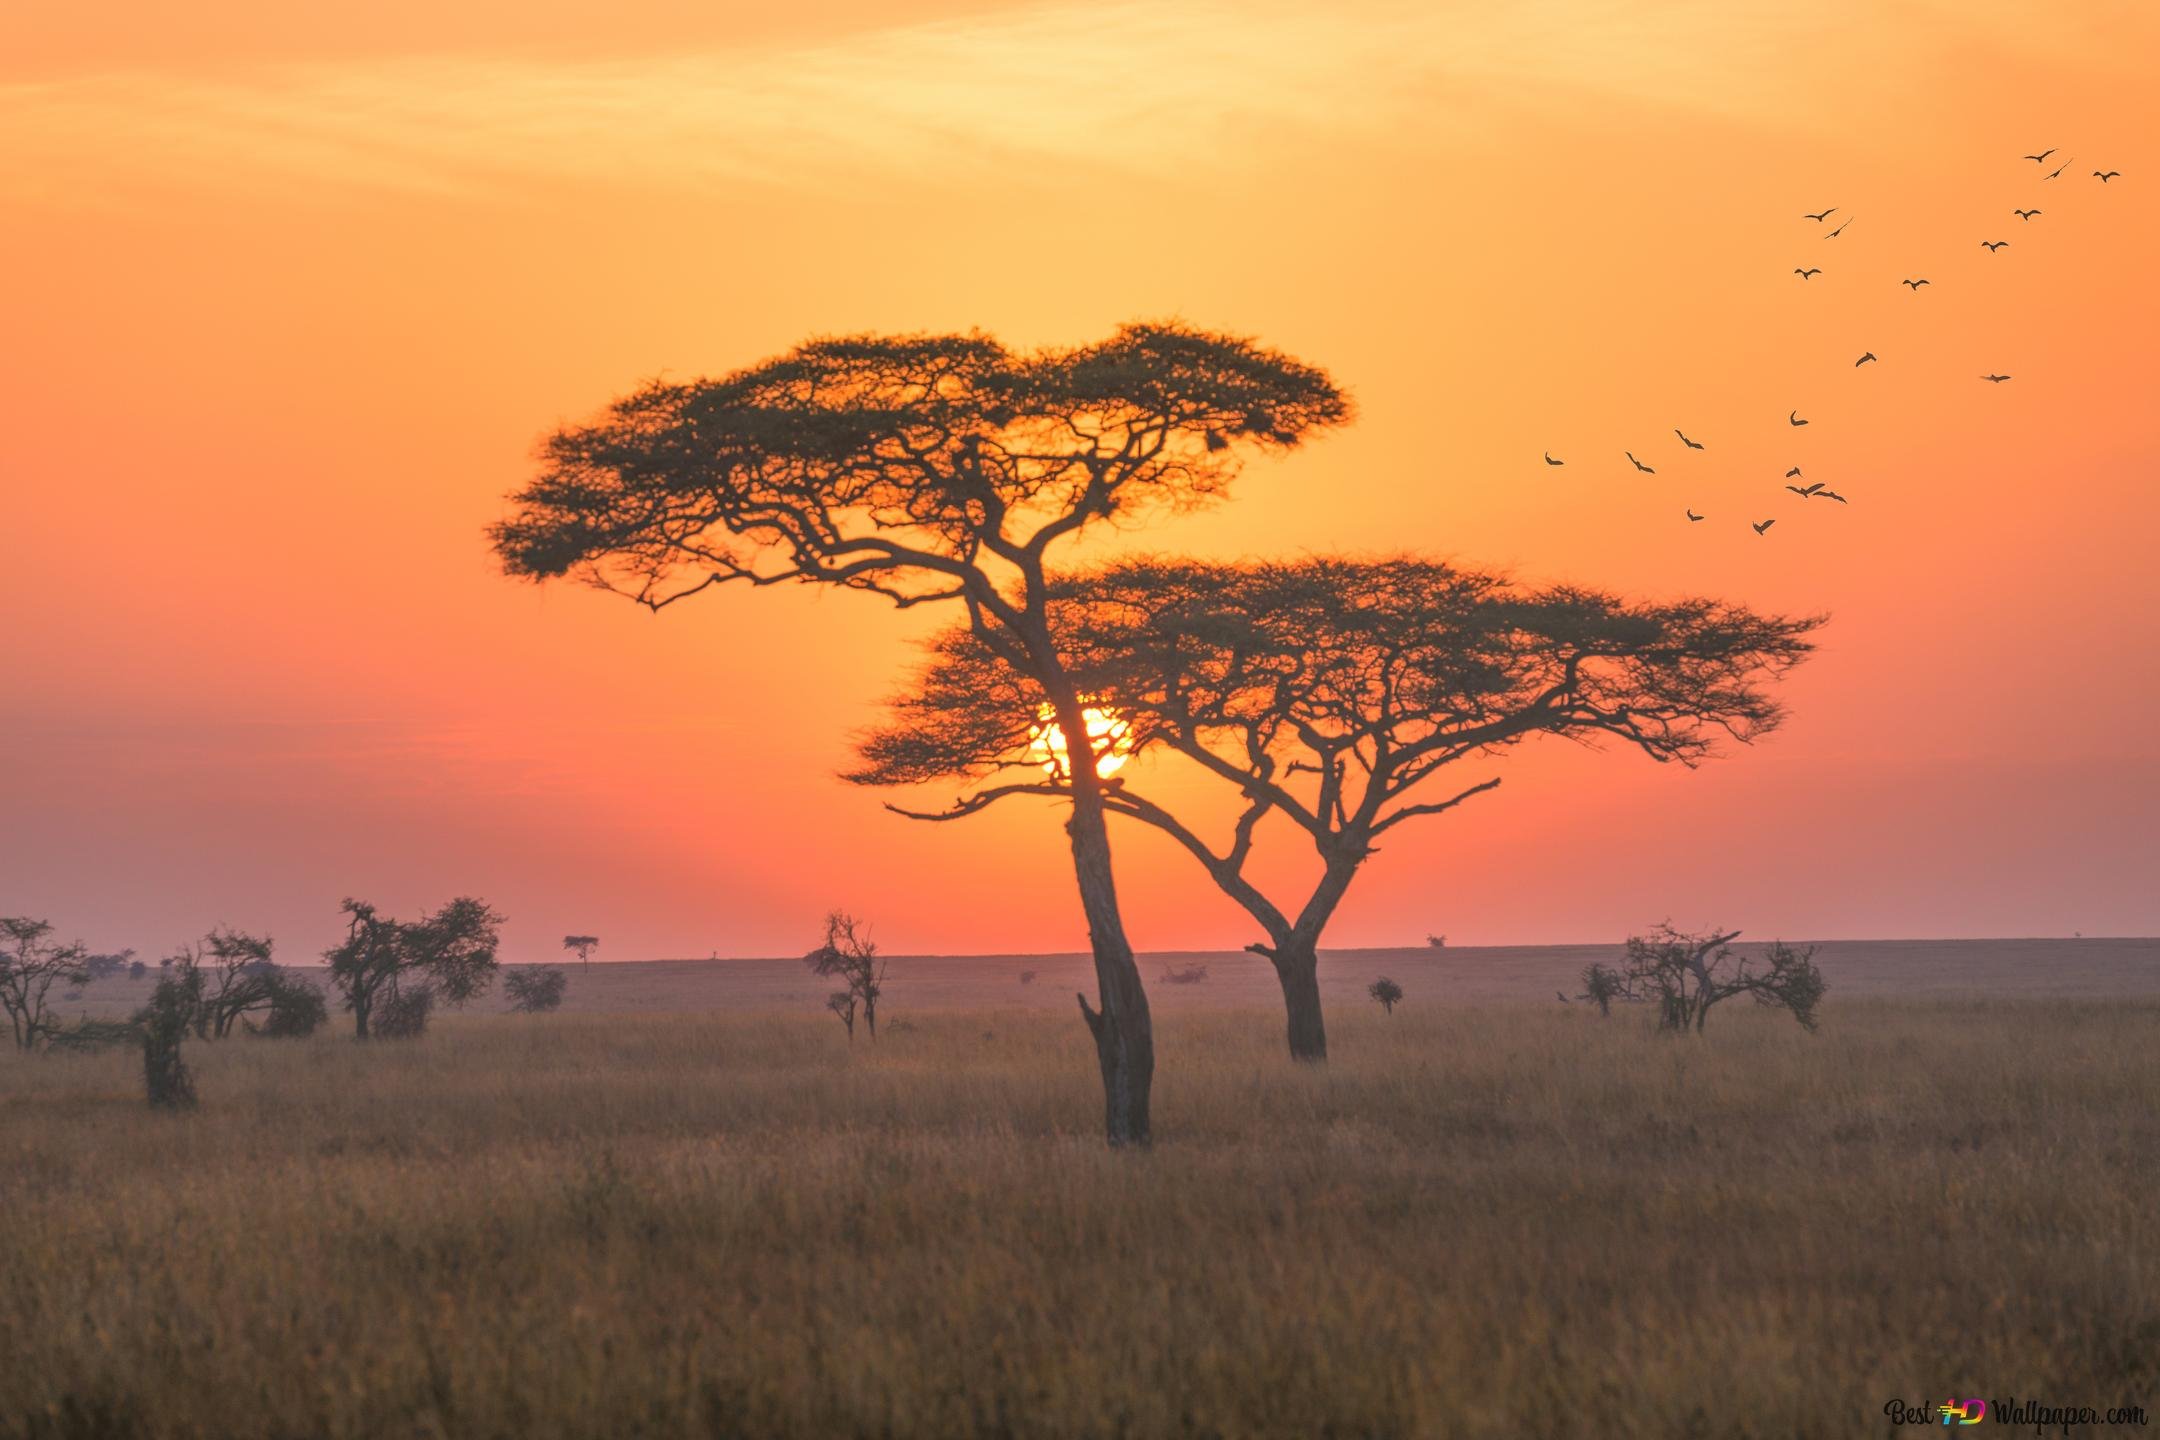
left=1981, top=374, right=2011, bottom=383
left=1544, top=452, right=1564, bottom=465
left=1794, top=267, right=1822, bottom=279
left=1753, top=519, right=1776, bottom=535
left=1675, top=430, right=1704, bottom=449
left=1855, top=351, right=1877, bottom=366
left=1818, top=490, right=1848, bottom=504
left=1785, top=466, right=1803, bottom=478
left=1982, top=240, right=2009, bottom=251
left=2095, top=170, right=2120, bottom=182
left=1825, top=217, right=1854, bottom=237
left=1803, top=207, right=1837, bottom=222
left=2024, top=148, right=2056, bottom=163
left=1786, top=482, right=1826, bottom=497
left=1789, top=410, right=1809, bottom=426
left=2015, top=208, right=2042, bottom=219
left=2046, top=158, right=2073, bottom=179
left=1626, top=451, right=1655, bottom=474
left=1686, top=509, right=1705, bottom=522
left=1902, top=278, right=1930, bottom=289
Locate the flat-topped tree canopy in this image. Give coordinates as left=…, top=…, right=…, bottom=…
left=852, top=555, right=1824, bottom=837
left=490, top=324, right=1350, bottom=621
left=852, top=555, right=1823, bottom=1063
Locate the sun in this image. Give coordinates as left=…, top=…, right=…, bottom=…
left=1029, top=704, right=1132, bottom=779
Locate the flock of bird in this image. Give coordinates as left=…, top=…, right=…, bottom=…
left=1544, top=146, right=2121, bottom=535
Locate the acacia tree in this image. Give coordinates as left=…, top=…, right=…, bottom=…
left=562, top=935, right=599, bottom=969
left=164, top=928, right=317, bottom=1039
left=324, top=897, right=503, bottom=1039
left=0, top=917, right=91, bottom=1051
left=1583, top=926, right=1827, bottom=1033
left=805, top=910, right=887, bottom=1041
left=852, top=557, right=1822, bottom=1061
left=490, top=324, right=1349, bottom=1144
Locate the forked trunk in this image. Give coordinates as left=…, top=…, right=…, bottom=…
left=1273, top=942, right=1328, bottom=1063
left=1066, top=775, right=1153, bottom=1147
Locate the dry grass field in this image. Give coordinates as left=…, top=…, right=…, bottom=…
left=4, top=968, right=2157, bottom=1438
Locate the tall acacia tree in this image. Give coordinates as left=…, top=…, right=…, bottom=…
left=851, top=557, right=1822, bottom=1061
left=491, top=325, right=1349, bottom=1145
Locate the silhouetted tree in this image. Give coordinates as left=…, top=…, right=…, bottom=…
left=562, top=935, right=599, bottom=969
left=492, top=324, right=1349, bottom=1144
left=1368, top=977, right=1404, bottom=1014
left=805, top=911, right=887, bottom=1041
left=127, top=959, right=148, bottom=981
left=253, top=978, right=329, bottom=1038
left=1579, top=962, right=1629, bottom=1016
left=136, top=971, right=200, bottom=1109
left=0, top=917, right=91, bottom=1051
left=165, top=929, right=279, bottom=1039
left=1615, top=926, right=1827, bottom=1034
left=852, top=558, right=1822, bottom=1062
left=324, top=897, right=502, bottom=1040
left=505, top=967, right=570, bottom=1014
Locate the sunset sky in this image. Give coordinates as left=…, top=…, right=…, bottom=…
left=4, top=0, right=2156, bottom=963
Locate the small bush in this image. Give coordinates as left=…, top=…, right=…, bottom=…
left=254, top=975, right=328, bottom=1038
left=137, top=975, right=198, bottom=1110
left=1159, top=964, right=1209, bottom=986
left=505, top=967, right=569, bottom=1014
left=371, top=985, right=436, bottom=1040
left=1368, top=977, right=1403, bottom=1014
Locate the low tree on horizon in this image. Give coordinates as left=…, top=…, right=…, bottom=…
left=851, top=556, right=1823, bottom=1062
left=562, top=935, right=600, bottom=969
left=1581, top=925, right=1827, bottom=1034
left=324, top=898, right=503, bottom=1040
left=491, top=322, right=1352, bottom=1144
left=506, top=966, right=570, bottom=1014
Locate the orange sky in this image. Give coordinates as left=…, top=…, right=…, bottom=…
left=4, top=1, right=2156, bottom=963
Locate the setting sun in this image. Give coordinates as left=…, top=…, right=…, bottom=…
left=1028, top=704, right=1132, bottom=780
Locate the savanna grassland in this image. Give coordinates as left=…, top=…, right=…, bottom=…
left=4, top=982, right=2157, bottom=1440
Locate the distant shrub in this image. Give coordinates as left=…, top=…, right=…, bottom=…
left=1368, top=977, right=1403, bottom=1014
left=1159, top=964, right=1209, bottom=986
left=137, top=974, right=199, bottom=1110
left=253, top=974, right=328, bottom=1038
left=83, top=951, right=135, bottom=982
left=1602, top=926, right=1828, bottom=1034
left=505, top=967, right=569, bottom=1014
left=127, top=960, right=148, bottom=981
left=1018, top=970, right=1036, bottom=986
left=371, top=985, right=437, bottom=1040
left=1578, top=962, right=1628, bottom=1016
left=1426, top=934, right=1447, bottom=949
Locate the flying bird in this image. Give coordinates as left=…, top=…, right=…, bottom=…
left=1544, top=452, right=1564, bottom=465
left=1786, top=482, right=1826, bottom=497
left=1675, top=430, right=1704, bottom=449
left=1789, top=410, right=1809, bottom=426
left=1795, top=267, right=1822, bottom=278
left=2015, top=208, right=2041, bottom=219
left=2024, top=149, right=2056, bottom=163
left=2045, top=158, right=2073, bottom=179
left=1626, top=451, right=1655, bottom=474
left=1818, top=490, right=1848, bottom=504
left=1803, top=207, right=1837, bottom=221
left=1982, top=374, right=2011, bottom=383
left=1902, top=278, right=1930, bottom=289
left=1753, top=519, right=1776, bottom=535
left=2095, top=170, right=2120, bottom=182
left=1785, top=467, right=1803, bottom=478
left=1982, top=240, right=2009, bottom=251
left=1686, top=509, right=1705, bottom=522
left=1855, top=351, right=1877, bottom=366
left=1825, top=217, right=1854, bottom=237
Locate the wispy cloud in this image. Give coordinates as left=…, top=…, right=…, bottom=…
left=0, top=0, right=2135, bottom=207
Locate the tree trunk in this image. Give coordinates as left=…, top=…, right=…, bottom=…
left=353, top=990, right=371, bottom=1041
left=1272, top=941, right=1328, bottom=1063
left=1065, top=763, right=1153, bottom=1147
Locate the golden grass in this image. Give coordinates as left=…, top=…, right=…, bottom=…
left=3, top=1002, right=2155, bottom=1439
